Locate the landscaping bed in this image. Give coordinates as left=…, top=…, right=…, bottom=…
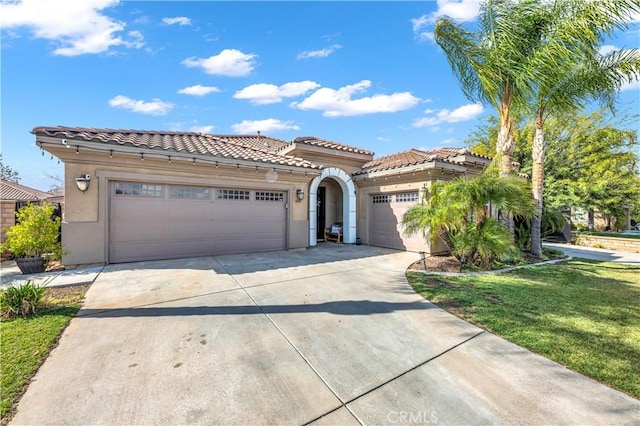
left=406, top=260, right=640, bottom=399
left=408, top=249, right=566, bottom=273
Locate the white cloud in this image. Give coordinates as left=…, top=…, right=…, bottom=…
left=412, top=0, right=481, bottom=42
left=439, top=138, right=457, bottom=145
left=234, top=81, right=320, bottom=105
left=412, top=103, right=484, bottom=127
left=297, top=44, right=342, bottom=59
left=182, top=49, right=257, bottom=77
left=108, top=95, right=174, bottom=115
left=377, top=137, right=392, bottom=142
left=0, top=0, right=145, bottom=56
left=189, top=125, right=215, bottom=133
left=621, top=78, right=640, bottom=91
left=177, top=84, right=220, bottom=96
left=133, top=15, right=150, bottom=24
left=231, top=119, right=300, bottom=134
left=292, top=80, right=420, bottom=117
left=125, top=30, right=144, bottom=49
left=599, top=44, right=618, bottom=56
left=162, top=16, right=191, bottom=26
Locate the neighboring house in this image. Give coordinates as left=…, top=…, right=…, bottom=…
left=0, top=179, right=59, bottom=250
left=33, top=126, right=491, bottom=266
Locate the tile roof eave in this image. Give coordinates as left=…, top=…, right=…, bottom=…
left=353, top=159, right=467, bottom=178
left=33, top=127, right=323, bottom=170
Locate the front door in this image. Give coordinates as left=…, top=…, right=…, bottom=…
left=316, top=187, right=326, bottom=240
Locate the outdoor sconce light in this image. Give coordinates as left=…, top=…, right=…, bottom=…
left=75, top=174, right=91, bottom=193
left=296, top=188, right=305, bottom=202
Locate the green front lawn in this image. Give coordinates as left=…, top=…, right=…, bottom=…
left=1, top=286, right=88, bottom=422
left=407, top=260, right=640, bottom=399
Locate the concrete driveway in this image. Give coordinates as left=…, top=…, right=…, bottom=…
left=11, top=245, right=640, bottom=425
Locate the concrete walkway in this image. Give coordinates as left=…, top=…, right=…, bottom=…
left=1, top=260, right=103, bottom=289
left=544, top=242, right=640, bottom=264
left=10, top=245, right=640, bottom=425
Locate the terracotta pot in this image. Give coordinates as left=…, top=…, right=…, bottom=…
left=16, top=257, right=46, bottom=274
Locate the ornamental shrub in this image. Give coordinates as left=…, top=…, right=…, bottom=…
left=0, top=202, right=63, bottom=260
left=0, top=280, right=47, bottom=318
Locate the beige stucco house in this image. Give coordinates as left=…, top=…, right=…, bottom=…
left=33, top=126, right=491, bottom=267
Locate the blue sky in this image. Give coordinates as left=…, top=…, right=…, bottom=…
left=2, top=0, right=639, bottom=190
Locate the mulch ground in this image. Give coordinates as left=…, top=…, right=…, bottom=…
left=408, top=251, right=561, bottom=273
left=45, top=284, right=91, bottom=301
left=409, top=256, right=463, bottom=272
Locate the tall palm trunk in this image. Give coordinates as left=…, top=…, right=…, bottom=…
left=496, top=95, right=515, bottom=175
left=495, top=96, right=516, bottom=233
left=531, top=110, right=545, bottom=256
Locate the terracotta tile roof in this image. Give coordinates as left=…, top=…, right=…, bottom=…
left=286, top=136, right=374, bottom=156
left=355, top=148, right=489, bottom=175
left=210, top=135, right=290, bottom=153
left=31, top=127, right=319, bottom=169
left=0, top=179, right=52, bottom=201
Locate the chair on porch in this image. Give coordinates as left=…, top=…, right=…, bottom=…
left=324, top=223, right=343, bottom=243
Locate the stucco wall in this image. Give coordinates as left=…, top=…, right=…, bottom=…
left=52, top=148, right=317, bottom=266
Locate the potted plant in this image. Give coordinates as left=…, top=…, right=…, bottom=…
left=1, top=202, right=64, bottom=274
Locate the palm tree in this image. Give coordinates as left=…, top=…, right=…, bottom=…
left=434, top=0, right=541, bottom=175
left=525, top=0, right=640, bottom=255
left=402, top=167, right=535, bottom=269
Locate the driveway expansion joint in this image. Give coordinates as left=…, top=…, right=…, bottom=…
left=305, top=330, right=486, bottom=425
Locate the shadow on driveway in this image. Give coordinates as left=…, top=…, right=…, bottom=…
left=78, top=299, right=436, bottom=318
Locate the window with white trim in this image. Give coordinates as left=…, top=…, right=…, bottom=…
left=115, top=183, right=163, bottom=197
left=396, top=192, right=419, bottom=203
left=170, top=186, right=211, bottom=200
left=255, top=191, right=284, bottom=202
left=372, top=195, right=392, bottom=204
left=216, top=189, right=250, bottom=200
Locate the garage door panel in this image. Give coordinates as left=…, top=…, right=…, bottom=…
left=166, top=202, right=213, bottom=221
left=369, top=193, right=427, bottom=252
left=110, top=242, right=168, bottom=263
left=111, top=223, right=168, bottom=243
left=167, top=222, right=215, bottom=240
left=215, top=227, right=285, bottom=239
left=110, top=182, right=287, bottom=263
left=165, top=240, right=215, bottom=257
left=112, top=199, right=166, bottom=220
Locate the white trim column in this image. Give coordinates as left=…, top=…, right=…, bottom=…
left=309, top=167, right=357, bottom=245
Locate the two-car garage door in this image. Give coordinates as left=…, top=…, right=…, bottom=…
left=109, top=182, right=286, bottom=263
left=369, top=192, right=427, bottom=252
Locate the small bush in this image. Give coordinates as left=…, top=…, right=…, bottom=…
left=0, top=281, right=47, bottom=318
left=0, top=202, right=63, bottom=260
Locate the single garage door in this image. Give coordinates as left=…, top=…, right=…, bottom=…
left=109, top=182, right=286, bottom=263
left=369, top=192, right=427, bottom=252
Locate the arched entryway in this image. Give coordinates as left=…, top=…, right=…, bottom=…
left=309, top=167, right=356, bottom=245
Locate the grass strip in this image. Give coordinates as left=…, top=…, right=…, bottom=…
left=1, top=285, right=87, bottom=423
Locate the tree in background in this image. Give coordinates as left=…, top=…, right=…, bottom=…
left=467, top=110, right=640, bottom=232
left=0, top=154, right=19, bottom=183
left=523, top=0, right=640, bottom=255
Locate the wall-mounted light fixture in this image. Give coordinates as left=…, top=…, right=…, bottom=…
left=296, top=188, right=305, bottom=202
left=75, top=174, right=91, bottom=193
